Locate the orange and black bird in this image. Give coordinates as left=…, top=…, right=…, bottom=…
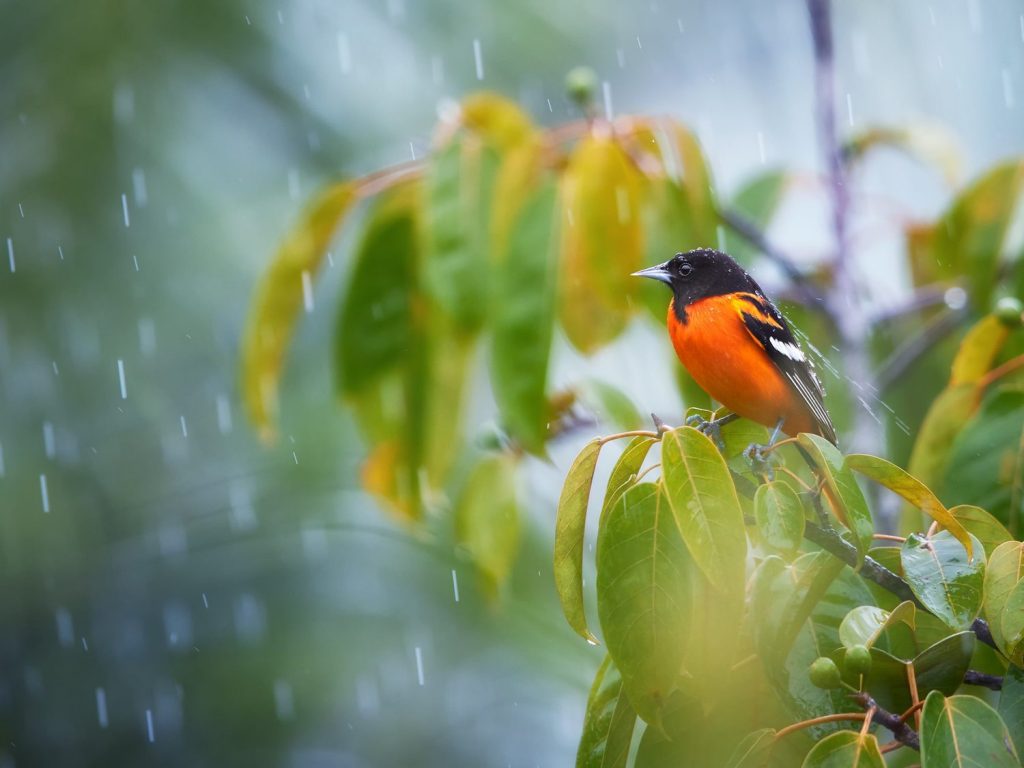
left=634, top=248, right=836, bottom=446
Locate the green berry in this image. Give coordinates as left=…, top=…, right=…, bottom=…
left=566, top=66, right=598, bottom=108
left=809, top=657, right=842, bottom=689
left=994, top=297, right=1024, bottom=327
left=845, top=645, right=872, bottom=676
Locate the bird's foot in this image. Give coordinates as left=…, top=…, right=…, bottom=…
left=743, top=442, right=776, bottom=481
left=685, top=412, right=738, bottom=453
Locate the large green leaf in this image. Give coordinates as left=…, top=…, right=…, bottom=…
left=1001, top=578, right=1024, bottom=664
left=798, top=434, right=874, bottom=562
left=454, top=453, right=520, bottom=594
left=601, top=435, right=656, bottom=524
left=575, top=655, right=637, bottom=768
left=242, top=181, right=358, bottom=438
left=983, top=541, right=1024, bottom=654
left=914, top=631, right=976, bottom=699
left=559, top=135, right=644, bottom=353
left=920, top=691, right=1020, bottom=768
left=661, top=426, right=746, bottom=595
left=931, top=159, right=1024, bottom=308
left=490, top=181, right=559, bottom=454
left=900, top=531, right=986, bottom=630
left=754, top=480, right=805, bottom=557
left=596, top=483, right=691, bottom=726
left=943, top=389, right=1024, bottom=538
left=424, top=135, right=497, bottom=332
left=554, top=438, right=603, bottom=643
left=846, top=453, right=973, bottom=559
left=800, top=730, right=884, bottom=768
left=999, top=664, right=1024, bottom=758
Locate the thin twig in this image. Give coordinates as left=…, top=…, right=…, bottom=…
left=872, top=533, right=906, bottom=543
left=906, top=662, right=922, bottom=731
left=874, top=307, right=968, bottom=394
left=774, top=712, right=867, bottom=741
left=597, top=429, right=660, bottom=445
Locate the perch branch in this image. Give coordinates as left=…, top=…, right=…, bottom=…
left=851, top=691, right=921, bottom=751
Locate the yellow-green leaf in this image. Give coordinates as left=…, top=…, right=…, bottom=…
left=242, top=181, right=358, bottom=439
left=845, top=453, right=973, bottom=560
left=575, top=655, right=637, bottom=768
left=600, top=435, right=656, bottom=525
left=455, top=453, right=520, bottom=595
left=801, top=730, right=884, bottom=768
left=754, top=480, right=805, bottom=556
left=798, top=434, right=873, bottom=562
left=838, top=601, right=915, bottom=650
left=661, top=426, right=746, bottom=595
left=950, top=505, right=1012, bottom=557
left=984, top=541, right=1024, bottom=656
left=554, top=438, right=602, bottom=643
left=920, top=691, right=1020, bottom=767
left=559, top=135, right=644, bottom=354
left=950, top=314, right=1012, bottom=386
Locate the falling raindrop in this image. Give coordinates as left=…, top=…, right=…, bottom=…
left=40, top=474, right=50, bottom=513
left=473, top=39, right=484, bottom=80
left=602, top=81, right=613, bottom=120
left=6, top=237, right=14, bottom=273
left=216, top=394, right=233, bottom=434
left=145, top=709, right=155, bottom=743
left=451, top=569, right=460, bottom=602
left=414, top=646, right=425, bottom=686
left=95, top=688, right=109, bottom=729
left=121, top=194, right=130, bottom=227
left=117, top=359, right=128, bottom=399
left=273, top=680, right=295, bottom=720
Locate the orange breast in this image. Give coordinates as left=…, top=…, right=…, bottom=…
left=667, top=296, right=816, bottom=437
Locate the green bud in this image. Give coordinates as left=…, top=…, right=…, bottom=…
left=809, top=656, right=842, bottom=689
left=566, top=66, right=598, bottom=109
left=994, top=297, right=1024, bottom=327
left=844, top=645, right=872, bottom=676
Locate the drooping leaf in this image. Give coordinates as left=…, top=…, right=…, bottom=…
left=943, top=389, right=1024, bottom=538
left=601, top=435, right=656, bottom=524
left=839, top=601, right=916, bottom=650
left=754, top=480, right=805, bottom=556
left=846, top=453, right=973, bottom=559
left=242, top=181, right=358, bottom=438
left=950, top=314, right=1012, bottom=386
left=931, top=159, right=1024, bottom=308
left=798, top=434, right=874, bottom=561
left=900, top=531, right=986, bottom=630
left=596, top=483, right=691, bottom=726
left=454, top=453, right=520, bottom=594
left=575, top=655, right=637, bottom=768
left=720, top=170, right=791, bottom=266
left=724, top=729, right=777, bottom=768
left=490, top=181, right=559, bottom=454
left=800, top=730, right=884, bottom=768
left=950, top=505, right=1012, bottom=557
left=660, top=426, right=746, bottom=595
left=554, top=438, right=603, bottom=643
left=914, top=631, right=976, bottom=699
left=424, top=135, right=498, bottom=332
left=559, top=135, right=644, bottom=354
left=920, top=691, right=1020, bottom=768
left=998, top=664, right=1024, bottom=758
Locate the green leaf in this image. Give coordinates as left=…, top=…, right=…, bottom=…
left=839, top=601, right=916, bottom=650
left=579, top=380, right=644, bottom=432
left=559, top=135, right=644, bottom=353
left=1001, top=579, right=1024, bottom=664
left=754, top=481, right=805, bottom=556
left=900, top=531, right=986, bottom=630
left=596, top=483, right=691, bottom=726
left=454, top=453, right=520, bottom=594
left=242, top=181, right=357, bottom=438
left=554, top=438, right=603, bottom=643
left=998, top=664, right=1024, bottom=758
left=798, top=434, right=874, bottom=562
left=490, top=181, right=559, bottom=454
left=424, top=135, right=498, bottom=332
left=914, top=631, right=976, bottom=698
left=846, top=453, right=973, bottom=560
left=601, top=436, right=656, bottom=525
left=950, top=315, right=1012, bottom=386
left=660, top=426, right=747, bottom=595
left=800, top=730, right=884, bottom=768
left=943, top=389, right=1024, bottom=538
left=720, top=170, right=791, bottom=266
left=725, top=729, right=777, bottom=768
left=983, top=541, right=1024, bottom=655
left=920, top=691, right=1020, bottom=768
left=950, top=505, right=1013, bottom=558
left=575, top=655, right=637, bottom=768
left=932, top=160, right=1024, bottom=308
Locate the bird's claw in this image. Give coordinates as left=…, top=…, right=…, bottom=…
left=743, top=442, right=775, bottom=481
left=686, top=413, right=728, bottom=452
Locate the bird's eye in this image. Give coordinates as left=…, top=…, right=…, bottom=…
left=678, top=263, right=693, bottom=277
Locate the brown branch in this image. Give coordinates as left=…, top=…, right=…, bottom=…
left=963, top=670, right=1003, bottom=691
left=852, top=691, right=921, bottom=751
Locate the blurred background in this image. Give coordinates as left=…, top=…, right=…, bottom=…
left=1, top=0, right=1023, bottom=765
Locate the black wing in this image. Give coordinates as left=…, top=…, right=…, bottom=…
left=738, top=294, right=837, bottom=444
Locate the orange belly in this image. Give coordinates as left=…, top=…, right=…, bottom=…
left=667, top=296, right=816, bottom=437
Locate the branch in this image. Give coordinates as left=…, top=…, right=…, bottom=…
left=718, top=208, right=836, bottom=323
left=963, top=670, right=1003, bottom=691
left=851, top=691, right=920, bottom=751
left=803, top=520, right=998, bottom=651
left=874, top=307, right=968, bottom=394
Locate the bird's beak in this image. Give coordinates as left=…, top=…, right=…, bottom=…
left=632, top=263, right=673, bottom=285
